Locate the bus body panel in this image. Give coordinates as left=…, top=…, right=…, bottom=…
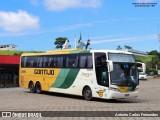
left=19, top=68, right=60, bottom=91
left=19, top=49, right=140, bottom=100
left=49, top=69, right=95, bottom=96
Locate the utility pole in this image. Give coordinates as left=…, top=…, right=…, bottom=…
left=157, top=25, right=160, bottom=74
left=158, top=25, right=160, bottom=53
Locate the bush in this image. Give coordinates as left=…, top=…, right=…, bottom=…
left=146, top=68, right=158, bottom=75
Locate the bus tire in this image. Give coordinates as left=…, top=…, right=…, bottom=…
left=83, top=87, right=92, bottom=101
left=29, top=81, right=35, bottom=93
left=35, top=82, right=42, bottom=94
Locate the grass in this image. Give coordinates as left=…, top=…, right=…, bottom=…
left=136, top=55, right=154, bottom=63
left=0, top=50, right=43, bottom=56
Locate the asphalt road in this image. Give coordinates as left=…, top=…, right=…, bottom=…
left=0, top=78, right=160, bottom=119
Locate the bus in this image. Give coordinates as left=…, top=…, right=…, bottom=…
left=137, top=62, right=146, bottom=73
left=19, top=49, right=142, bottom=100
left=137, top=62, right=147, bottom=80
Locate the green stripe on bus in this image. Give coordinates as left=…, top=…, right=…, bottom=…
left=51, top=69, right=70, bottom=88
left=58, top=69, right=80, bottom=89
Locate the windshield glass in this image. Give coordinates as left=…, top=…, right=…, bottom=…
left=111, top=63, right=138, bottom=86
left=109, top=53, right=135, bottom=63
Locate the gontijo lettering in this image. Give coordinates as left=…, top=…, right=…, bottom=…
left=34, top=69, right=54, bottom=75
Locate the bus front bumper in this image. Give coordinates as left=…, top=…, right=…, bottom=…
left=107, top=90, right=139, bottom=99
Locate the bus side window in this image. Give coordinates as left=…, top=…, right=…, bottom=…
left=21, top=57, right=27, bottom=67
left=43, top=57, right=47, bottom=67
left=51, top=57, right=54, bottom=67
left=37, top=57, right=40, bottom=67
left=38, top=57, right=43, bottom=68
left=27, top=57, right=35, bottom=67
left=68, top=55, right=79, bottom=68
left=95, top=53, right=106, bottom=67
left=62, top=55, right=67, bottom=68
left=33, top=57, right=37, bottom=67
left=53, top=57, right=58, bottom=68
left=87, top=54, right=93, bottom=68
left=57, top=56, right=63, bottom=68
left=66, top=55, right=70, bottom=68
left=75, top=55, right=79, bottom=68
left=48, top=56, right=54, bottom=67
left=79, top=55, right=87, bottom=68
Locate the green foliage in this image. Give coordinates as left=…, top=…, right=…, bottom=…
left=147, top=50, right=160, bottom=69
left=136, top=54, right=160, bottom=75
left=124, top=45, right=132, bottom=49
left=0, top=50, right=43, bottom=56
left=136, top=55, right=154, bottom=63
left=54, top=37, right=67, bottom=49
left=0, top=50, right=23, bottom=55
left=117, top=45, right=122, bottom=50
left=116, top=45, right=132, bottom=50
left=148, top=50, right=159, bottom=55
left=146, top=68, right=158, bottom=75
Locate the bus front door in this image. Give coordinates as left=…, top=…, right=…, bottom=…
left=95, top=53, right=109, bottom=87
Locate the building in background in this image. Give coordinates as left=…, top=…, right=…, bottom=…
left=118, top=49, right=148, bottom=58
left=0, top=44, right=17, bottom=51
left=0, top=55, right=20, bottom=88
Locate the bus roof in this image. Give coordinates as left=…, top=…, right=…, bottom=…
left=21, top=49, right=133, bottom=56
left=21, top=48, right=90, bottom=56
left=90, top=49, right=133, bottom=54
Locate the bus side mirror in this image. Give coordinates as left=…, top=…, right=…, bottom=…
left=106, top=60, right=113, bottom=72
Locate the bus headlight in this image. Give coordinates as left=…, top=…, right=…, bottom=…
left=109, top=87, right=119, bottom=92
left=135, top=87, right=139, bottom=91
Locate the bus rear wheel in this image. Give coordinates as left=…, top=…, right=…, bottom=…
left=35, top=82, right=42, bottom=94
left=29, top=82, right=35, bottom=93
left=83, top=87, right=92, bottom=101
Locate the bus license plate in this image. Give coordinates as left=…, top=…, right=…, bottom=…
left=125, top=94, right=130, bottom=96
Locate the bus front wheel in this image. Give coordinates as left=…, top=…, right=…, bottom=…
left=83, top=87, right=92, bottom=101
left=35, top=82, right=42, bottom=94
left=29, top=82, right=35, bottom=93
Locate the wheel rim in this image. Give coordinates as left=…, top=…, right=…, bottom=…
left=84, top=88, right=92, bottom=100
left=85, top=90, right=91, bottom=97
left=36, top=83, right=41, bottom=93
left=30, top=83, right=34, bottom=92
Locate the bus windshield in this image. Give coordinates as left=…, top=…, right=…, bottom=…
left=109, top=53, right=138, bottom=86
left=110, top=63, right=138, bottom=86
left=108, top=53, right=135, bottom=63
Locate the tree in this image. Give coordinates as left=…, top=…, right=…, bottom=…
left=124, top=45, right=132, bottom=49
left=54, top=37, right=68, bottom=49
left=116, top=45, right=132, bottom=50
left=117, top=45, right=122, bottom=50
left=148, top=50, right=159, bottom=55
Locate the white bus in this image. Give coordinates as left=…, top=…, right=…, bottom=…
left=137, top=62, right=146, bottom=73
left=19, top=49, right=142, bottom=100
